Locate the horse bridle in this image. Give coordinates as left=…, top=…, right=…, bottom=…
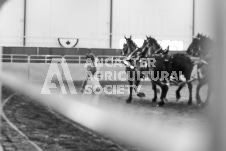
left=146, top=39, right=165, bottom=56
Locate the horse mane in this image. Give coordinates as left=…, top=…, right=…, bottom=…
left=151, top=38, right=161, bottom=49
left=141, top=40, right=146, bottom=47
left=199, top=34, right=215, bottom=51
left=201, top=35, right=214, bottom=44
left=187, top=33, right=214, bottom=57
left=127, top=38, right=138, bottom=48
left=147, top=36, right=161, bottom=50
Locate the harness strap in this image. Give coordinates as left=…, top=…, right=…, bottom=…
left=155, top=47, right=162, bottom=54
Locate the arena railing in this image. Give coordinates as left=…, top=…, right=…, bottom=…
left=2, top=54, right=126, bottom=64
left=2, top=54, right=29, bottom=63
left=96, top=55, right=125, bottom=64
left=2, top=54, right=200, bottom=64
left=30, top=55, right=62, bottom=63
left=64, top=55, right=86, bottom=64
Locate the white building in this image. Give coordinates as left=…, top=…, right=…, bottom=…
left=0, top=0, right=214, bottom=50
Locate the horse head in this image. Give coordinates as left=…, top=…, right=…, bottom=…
left=146, top=36, right=162, bottom=56
left=122, top=35, right=137, bottom=56
left=121, top=43, right=129, bottom=56
left=187, top=34, right=201, bottom=57
left=187, top=33, right=214, bottom=58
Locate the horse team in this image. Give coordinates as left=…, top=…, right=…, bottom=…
left=121, top=34, right=213, bottom=107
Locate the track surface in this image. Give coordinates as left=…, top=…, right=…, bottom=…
left=1, top=81, right=210, bottom=151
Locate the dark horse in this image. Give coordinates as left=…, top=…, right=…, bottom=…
left=121, top=36, right=149, bottom=103
left=187, top=33, right=213, bottom=58
left=145, top=36, right=194, bottom=106
left=187, top=33, right=214, bottom=106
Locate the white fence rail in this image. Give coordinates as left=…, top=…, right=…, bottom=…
left=2, top=54, right=126, bottom=64
left=1, top=54, right=200, bottom=82
left=1, top=54, right=127, bottom=81
left=2, top=54, right=199, bottom=64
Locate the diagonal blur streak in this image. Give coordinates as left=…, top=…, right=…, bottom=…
left=0, top=0, right=7, bottom=9
left=0, top=71, right=210, bottom=151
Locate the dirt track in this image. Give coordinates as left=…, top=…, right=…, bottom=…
left=1, top=86, right=128, bottom=151
left=1, top=81, right=210, bottom=151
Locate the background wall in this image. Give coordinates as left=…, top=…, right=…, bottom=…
left=112, top=0, right=193, bottom=49
left=26, top=0, right=110, bottom=48
left=194, top=0, right=215, bottom=36
left=0, top=0, right=213, bottom=49
left=0, top=0, right=24, bottom=46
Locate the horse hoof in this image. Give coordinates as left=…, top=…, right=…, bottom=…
left=204, top=101, right=209, bottom=107
left=152, top=98, right=157, bottom=103
left=198, top=102, right=209, bottom=108
left=164, top=98, right=168, bottom=103
left=187, top=101, right=193, bottom=105
left=197, top=103, right=203, bottom=107
left=157, top=102, right=165, bottom=107
left=196, top=96, right=202, bottom=103
left=126, top=98, right=132, bottom=104
left=137, top=92, right=145, bottom=98
left=176, top=95, right=181, bottom=101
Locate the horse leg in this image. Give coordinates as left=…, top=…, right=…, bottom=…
left=163, top=84, right=169, bottom=103
left=152, top=81, right=157, bottom=102
left=126, top=80, right=133, bottom=103
left=81, top=79, right=87, bottom=93
left=135, top=80, right=145, bottom=98
left=196, top=77, right=207, bottom=106
left=176, top=84, right=184, bottom=102
left=134, top=72, right=145, bottom=98
left=187, top=82, right=193, bottom=105
left=163, top=77, right=170, bottom=103
left=157, top=85, right=168, bottom=106
left=156, top=82, right=167, bottom=107
left=204, top=81, right=211, bottom=106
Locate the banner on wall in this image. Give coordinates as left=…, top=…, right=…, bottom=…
left=58, top=38, right=79, bottom=48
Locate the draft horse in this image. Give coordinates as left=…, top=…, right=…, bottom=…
left=187, top=33, right=214, bottom=106
left=121, top=36, right=149, bottom=103
left=145, top=36, right=194, bottom=106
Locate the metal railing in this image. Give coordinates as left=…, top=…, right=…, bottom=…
left=2, top=54, right=29, bottom=63
left=64, top=55, right=86, bottom=64
left=2, top=54, right=200, bottom=64
left=30, top=55, right=62, bottom=63
left=96, top=55, right=125, bottom=64
left=1, top=54, right=126, bottom=64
